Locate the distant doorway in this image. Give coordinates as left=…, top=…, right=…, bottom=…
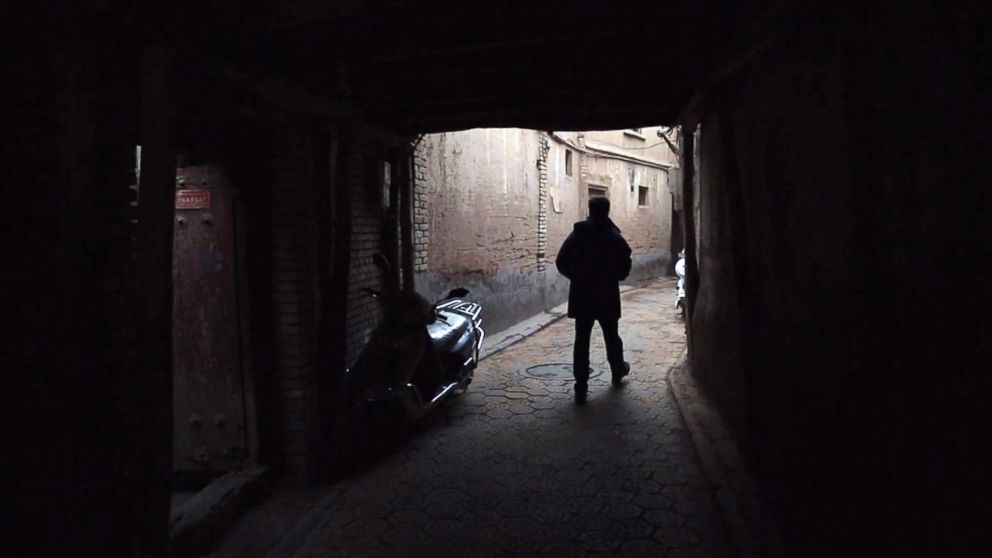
left=588, top=185, right=608, bottom=199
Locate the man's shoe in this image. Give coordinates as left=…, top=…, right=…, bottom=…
left=574, top=382, right=588, bottom=404
left=611, top=362, right=631, bottom=387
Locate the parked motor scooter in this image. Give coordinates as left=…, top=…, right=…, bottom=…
left=347, top=254, right=485, bottom=421
left=675, top=249, right=686, bottom=319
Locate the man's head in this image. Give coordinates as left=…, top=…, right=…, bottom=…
left=589, top=196, right=610, bottom=219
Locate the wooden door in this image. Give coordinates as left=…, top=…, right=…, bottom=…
left=172, top=164, right=250, bottom=474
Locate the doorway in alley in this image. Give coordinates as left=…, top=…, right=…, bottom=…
left=171, top=162, right=256, bottom=481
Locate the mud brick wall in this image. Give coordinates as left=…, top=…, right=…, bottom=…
left=344, top=128, right=388, bottom=366
left=269, top=127, right=322, bottom=481
left=413, top=129, right=549, bottom=334
left=413, top=143, right=430, bottom=273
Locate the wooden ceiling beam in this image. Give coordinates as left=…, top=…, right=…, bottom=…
left=363, top=29, right=624, bottom=64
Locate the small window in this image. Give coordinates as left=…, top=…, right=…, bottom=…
left=565, top=149, right=573, bottom=177
left=638, top=186, right=649, bottom=207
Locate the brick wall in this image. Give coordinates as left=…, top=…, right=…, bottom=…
left=536, top=132, right=550, bottom=272
left=344, top=129, right=387, bottom=366
left=413, top=142, right=430, bottom=273
left=264, top=125, right=400, bottom=479
left=269, top=127, right=322, bottom=480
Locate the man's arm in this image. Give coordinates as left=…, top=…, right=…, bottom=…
left=556, top=231, right=577, bottom=279
left=615, top=235, right=632, bottom=281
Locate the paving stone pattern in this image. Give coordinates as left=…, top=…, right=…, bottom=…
left=291, top=279, right=732, bottom=558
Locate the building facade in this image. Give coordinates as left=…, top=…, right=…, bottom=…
left=413, top=127, right=679, bottom=333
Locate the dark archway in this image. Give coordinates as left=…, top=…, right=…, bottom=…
left=8, top=2, right=988, bottom=556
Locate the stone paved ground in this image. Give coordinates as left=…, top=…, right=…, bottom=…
left=287, top=279, right=732, bottom=558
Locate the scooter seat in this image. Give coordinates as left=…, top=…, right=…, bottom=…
left=427, top=310, right=473, bottom=354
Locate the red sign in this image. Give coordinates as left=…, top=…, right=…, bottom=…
left=176, top=189, right=211, bottom=209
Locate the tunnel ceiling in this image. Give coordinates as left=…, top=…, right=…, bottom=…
left=210, top=0, right=778, bottom=134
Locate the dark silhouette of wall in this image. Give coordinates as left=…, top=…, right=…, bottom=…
left=3, top=47, right=173, bottom=556
left=686, top=4, right=990, bottom=556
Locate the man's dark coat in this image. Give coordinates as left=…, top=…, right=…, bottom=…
left=555, top=217, right=632, bottom=320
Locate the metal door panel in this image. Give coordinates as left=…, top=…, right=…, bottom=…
left=172, top=164, right=248, bottom=473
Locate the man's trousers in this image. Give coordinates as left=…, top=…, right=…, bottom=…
left=573, top=317, right=625, bottom=384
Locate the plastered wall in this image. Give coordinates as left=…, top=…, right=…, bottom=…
left=581, top=147, right=673, bottom=281
left=414, top=129, right=552, bottom=333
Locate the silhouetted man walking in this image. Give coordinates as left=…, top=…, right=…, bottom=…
left=555, top=196, right=632, bottom=403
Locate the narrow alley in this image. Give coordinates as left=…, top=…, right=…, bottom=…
left=16, top=4, right=986, bottom=557
left=249, top=279, right=731, bottom=558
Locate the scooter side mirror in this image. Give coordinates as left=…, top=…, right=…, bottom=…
left=446, top=287, right=469, bottom=299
